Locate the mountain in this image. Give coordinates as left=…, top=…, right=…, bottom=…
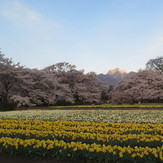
left=107, top=68, right=128, bottom=82
left=97, top=73, right=116, bottom=85
left=97, top=68, right=136, bottom=86
left=123, top=71, right=137, bottom=80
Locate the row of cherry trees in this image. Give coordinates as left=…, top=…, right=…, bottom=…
left=0, top=51, right=108, bottom=109
left=0, top=50, right=162, bottom=109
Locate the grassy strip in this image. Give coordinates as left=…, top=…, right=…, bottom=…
left=14, top=103, right=163, bottom=111
left=50, top=104, right=163, bottom=109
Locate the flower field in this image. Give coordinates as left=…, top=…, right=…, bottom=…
left=0, top=110, right=163, bottom=123
left=0, top=109, right=163, bottom=162
left=0, top=119, right=162, bottom=162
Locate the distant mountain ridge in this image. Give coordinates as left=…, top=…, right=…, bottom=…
left=108, top=68, right=128, bottom=75
left=97, top=68, right=136, bottom=85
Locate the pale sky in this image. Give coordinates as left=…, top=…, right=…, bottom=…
left=0, top=0, right=163, bottom=74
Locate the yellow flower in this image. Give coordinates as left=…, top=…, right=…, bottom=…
left=159, top=151, right=163, bottom=160
left=131, top=153, right=137, bottom=158
left=113, top=151, right=116, bottom=155
left=119, top=152, right=123, bottom=158
left=73, top=147, right=77, bottom=151
left=47, top=144, right=53, bottom=150
left=89, top=148, right=94, bottom=152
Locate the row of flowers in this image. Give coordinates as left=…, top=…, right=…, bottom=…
left=0, top=120, right=162, bottom=134
left=0, top=110, right=163, bottom=123
left=0, top=119, right=162, bottom=162
left=0, top=120, right=163, bottom=134
left=0, top=136, right=163, bottom=162
left=0, top=127, right=162, bottom=148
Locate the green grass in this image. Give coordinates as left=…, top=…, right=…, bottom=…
left=49, top=103, right=163, bottom=109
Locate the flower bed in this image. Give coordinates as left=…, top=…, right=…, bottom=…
left=0, top=120, right=162, bottom=162
left=0, top=110, right=163, bottom=123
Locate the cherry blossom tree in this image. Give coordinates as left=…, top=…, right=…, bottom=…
left=44, top=63, right=107, bottom=104
left=111, top=70, right=163, bottom=103
left=14, top=67, right=74, bottom=107
left=0, top=51, right=22, bottom=109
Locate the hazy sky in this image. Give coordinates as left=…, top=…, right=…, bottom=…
left=0, top=0, right=163, bottom=74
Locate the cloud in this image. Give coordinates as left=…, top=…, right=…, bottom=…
left=1, top=1, right=61, bottom=30
left=0, top=0, right=64, bottom=69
